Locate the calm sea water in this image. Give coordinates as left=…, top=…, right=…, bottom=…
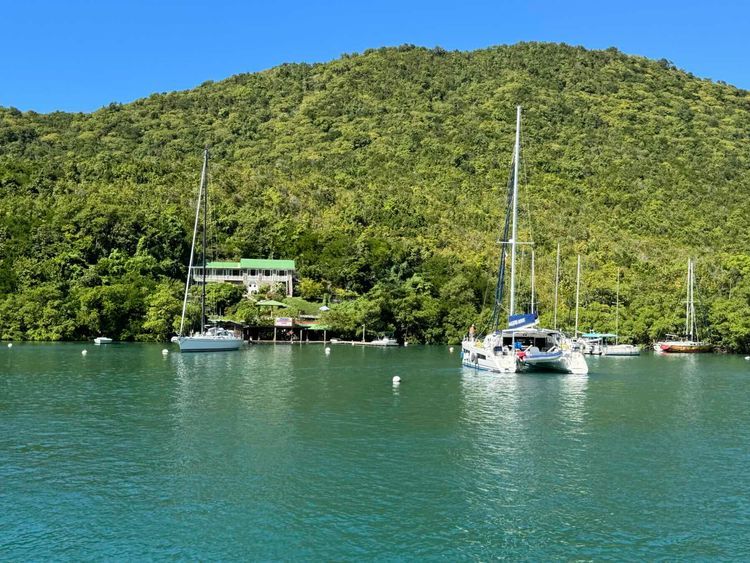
left=1, top=343, right=749, bottom=559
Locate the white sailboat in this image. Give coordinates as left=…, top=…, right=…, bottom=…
left=576, top=264, right=640, bottom=356
left=461, top=107, right=588, bottom=375
left=603, top=270, right=640, bottom=356
left=176, top=149, right=243, bottom=352
left=653, top=258, right=711, bottom=353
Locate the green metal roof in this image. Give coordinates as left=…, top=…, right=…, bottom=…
left=203, top=259, right=296, bottom=270
left=256, top=299, right=288, bottom=307
left=240, top=259, right=295, bottom=270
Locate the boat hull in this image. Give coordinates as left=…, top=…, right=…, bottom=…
left=602, top=344, right=640, bottom=356
left=522, top=350, right=589, bottom=374
left=368, top=338, right=399, bottom=347
left=94, top=337, right=112, bottom=345
left=654, top=341, right=711, bottom=354
left=461, top=332, right=589, bottom=375
left=177, top=336, right=243, bottom=352
left=461, top=340, right=518, bottom=373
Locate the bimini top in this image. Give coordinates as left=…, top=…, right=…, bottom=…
left=581, top=332, right=617, bottom=338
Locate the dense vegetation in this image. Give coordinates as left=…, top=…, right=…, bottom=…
left=2, top=42, right=750, bottom=350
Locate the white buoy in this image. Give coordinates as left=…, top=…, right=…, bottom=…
left=7, top=343, right=12, bottom=348
left=162, top=349, right=169, bottom=355
left=449, top=346, right=454, bottom=353
left=324, top=347, right=331, bottom=355
left=392, top=376, right=401, bottom=384
left=81, top=349, right=87, bottom=356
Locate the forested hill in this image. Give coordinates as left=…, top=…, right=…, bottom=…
left=2, top=42, right=750, bottom=350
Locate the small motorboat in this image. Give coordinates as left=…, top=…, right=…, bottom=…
left=369, top=336, right=399, bottom=347
left=94, top=337, right=113, bottom=345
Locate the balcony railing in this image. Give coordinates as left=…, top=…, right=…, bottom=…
left=192, top=273, right=293, bottom=283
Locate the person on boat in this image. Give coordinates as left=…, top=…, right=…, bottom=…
left=468, top=324, right=475, bottom=341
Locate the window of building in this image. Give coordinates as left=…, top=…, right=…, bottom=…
left=264, top=270, right=271, bottom=276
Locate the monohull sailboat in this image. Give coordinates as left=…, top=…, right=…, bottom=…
left=175, top=149, right=243, bottom=352
left=461, top=107, right=588, bottom=375
left=577, top=268, right=640, bottom=356
left=653, top=258, right=711, bottom=354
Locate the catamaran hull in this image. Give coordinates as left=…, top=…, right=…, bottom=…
left=177, top=336, right=244, bottom=352
left=461, top=343, right=588, bottom=374
left=461, top=343, right=518, bottom=373
left=522, top=351, right=589, bottom=374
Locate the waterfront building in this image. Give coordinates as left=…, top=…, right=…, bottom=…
left=192, top=258, right=295, bottom=296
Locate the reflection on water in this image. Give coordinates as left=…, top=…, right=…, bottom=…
left=1, top=345, right=749, bottom=560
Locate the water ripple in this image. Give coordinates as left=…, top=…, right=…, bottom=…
left=1, top=344, right=749, bottom=559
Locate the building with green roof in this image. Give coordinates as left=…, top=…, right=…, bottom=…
left=193, top=258, right=296, bottom=296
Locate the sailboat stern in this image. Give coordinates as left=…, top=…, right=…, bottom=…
left=461, top=336, right=519, bottom=373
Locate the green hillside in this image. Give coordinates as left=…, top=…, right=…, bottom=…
left=2, top=42, right=750, bottom=349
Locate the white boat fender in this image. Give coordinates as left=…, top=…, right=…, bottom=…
left=392, top=376, right=401, bottom=384
left=470, top=352, right=477, bottom=363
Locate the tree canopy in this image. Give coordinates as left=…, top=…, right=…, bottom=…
left=1, top=42, right=749, bottom=350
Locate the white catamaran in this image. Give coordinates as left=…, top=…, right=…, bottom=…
left=461, top=107, right=588, bottom=375
left=175, top=149, right=243, bottom=352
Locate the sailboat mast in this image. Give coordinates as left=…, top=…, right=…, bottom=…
left=690, top=260, right=699, bottom=340
left=509, top=105, right=521, bottom=317
left=530, top=249, right=536, bottom=315
left=201, top=149, right=209, bottom=335
left=685, top=258, right=691, bottom=340
left=553, top=242, right=560, bottom=329
left=178, top=150, right=208, bottom=337
left=575, top=254, right=581, bottom=337
left=615, top=269, right=620, bottom=345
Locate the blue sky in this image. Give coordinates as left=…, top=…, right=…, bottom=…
left=3, top=0, right=749, bottom=113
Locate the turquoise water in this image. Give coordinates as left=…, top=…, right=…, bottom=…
left=1, top=343, right=749, bottom=559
